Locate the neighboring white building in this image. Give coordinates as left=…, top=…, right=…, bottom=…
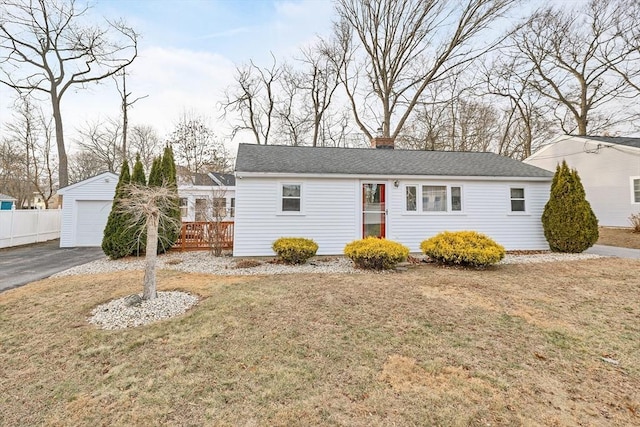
left=177, top=172, right=236, bottom=222
left=233, top=141, right=554, bottom=256
left=57, top=172, right=118, bottom=247
left=525, top=135, right=640, bottom=227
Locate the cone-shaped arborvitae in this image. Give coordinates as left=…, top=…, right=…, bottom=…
left=102, top=161, right=133, bottom=259
left=541, top=161, right=599, bottom=253
left=128, top=154, right=148, bottom=256
left=131, top=153, right=147, bottom=186
left=158, top=146, right=181, bottom=253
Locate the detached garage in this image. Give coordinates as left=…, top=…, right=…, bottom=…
left=57, top=172, right=118, bottom=247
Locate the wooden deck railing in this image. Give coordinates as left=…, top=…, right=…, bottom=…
left=174, top=221, right=234, bottom=251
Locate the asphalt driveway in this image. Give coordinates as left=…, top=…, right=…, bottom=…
left=0, top=240, right=105, bottom=292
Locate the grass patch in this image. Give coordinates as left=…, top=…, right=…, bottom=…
left=1, top=259, right=640, bottom=425
left=598, top=226, right=640, bottom=249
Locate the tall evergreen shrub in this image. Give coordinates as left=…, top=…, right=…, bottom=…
left=541, top=161, right=598, bottom=253
left=159, top=146, right=181, bottom=252
left=131, top=153, right=147, bottom=185
left=102, top=161, right=133, bottom=259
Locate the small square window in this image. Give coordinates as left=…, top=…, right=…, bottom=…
left=510, top=188, right=525, bottom=212
left=282, top=184, right=301, bottom=212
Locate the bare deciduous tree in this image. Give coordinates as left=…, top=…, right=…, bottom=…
left=2, top=96, right=57, bottom=207
left=508, top=0, right=640, bottom=135
left=221, top=55, right=281, bottom=145
left=74, top=117, right=123, bottom=173
left=114, top=68, right=148, bottom=161
left=0, top=0, right=138, bottom=188
left=118, top=183, right=181, bottom=300
left=129, top=124, right=162, bottom=172
left=168, top=111, right=229, bottom=178
left=330, top=0, right=516, bottom=141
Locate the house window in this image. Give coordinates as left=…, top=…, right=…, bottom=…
left=195, top=198, right=207, bottom=221
left=405, top=186, right=417, bottom=211
left=451, top=186, right=462, bottom=211
left=281, top=184, right=301, bottom=212
left=230, top=198, right=235, bottom=218
left=510, top=188, right=526, bottom=212
left=213, top=197, right=226, bottom=218
left=422, top=186, right=447, bottom=212
left=179, top=198, right=188, bottom=218
left=633, top=178, right=640, bottom=203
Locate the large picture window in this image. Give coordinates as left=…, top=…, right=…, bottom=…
left=422, top=186, right=447, bottom=211
left=404, top=184, right=462, bottom=213
left=281, top=184, right=301, bottom=212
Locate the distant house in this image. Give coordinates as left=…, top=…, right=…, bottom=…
left=57, top=172, right=119, bottom=247
left=177, top=172, right=236, bottom=222
left=525, top=135, right=640, bottom=227
left=233, top=139, right=554, bottom=256
left=0, top=193, right=16, bottom=210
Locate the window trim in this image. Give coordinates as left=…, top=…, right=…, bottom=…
left=403, top=183, right=464, bottom=214
left=278, top=182, right=304, bottom=215
left=632, top=177, right=640, bottom=204
left=509, top=186, right=527, bottom=214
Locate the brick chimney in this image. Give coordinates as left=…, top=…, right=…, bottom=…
left=371, top=137, right=395, bottom=149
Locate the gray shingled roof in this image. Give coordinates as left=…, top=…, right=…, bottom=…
left=0, top=192, right=16, bottom=200
left=235, top=144, right=553, bottom=178
left=211, top=172, right=236, bottom=186
left=578, top=135, right=640, bottom=149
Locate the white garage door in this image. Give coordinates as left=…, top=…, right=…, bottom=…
left=76, top=200, right=112, bottom=246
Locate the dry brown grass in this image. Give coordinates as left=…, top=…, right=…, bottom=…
left=1, top=259, right=639, bottom=426
left=598, top=227, right=640, bottom=249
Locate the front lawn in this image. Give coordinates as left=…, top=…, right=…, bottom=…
left=1, top=259, right=639, bottom=426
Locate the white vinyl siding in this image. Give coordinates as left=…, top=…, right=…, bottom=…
left=525, top=136, right=640, bottom=227
left=389, top=180, right=550, bottom=251
left=234, top=178, right=358, bottom=256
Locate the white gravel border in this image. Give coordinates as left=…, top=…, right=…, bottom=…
left=53, top=251, right=603, bottom=278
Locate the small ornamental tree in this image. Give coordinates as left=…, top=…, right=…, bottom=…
left=542, top=161, right=599, bottom=253
left=102, top=160, right=132, bottom=259
left=130, top=154, right=147, bottom=255
left=117, top=184, right=181, bottom=300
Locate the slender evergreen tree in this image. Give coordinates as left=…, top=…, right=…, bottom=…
left=158, top=146, right=181, bottom=252
left=148, top=156, right=162, bottom=187
left=542, top=161, right=599, bottom=252
left=131, top=153, right=147, bottom=186
left=102, top=161, right=132, bottom=259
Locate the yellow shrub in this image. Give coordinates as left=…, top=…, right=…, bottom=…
left=420, top=231, right=505, bottom=267
left=272, top=237, right=319, bottom=265
left=344, top=237, right=410, bottom=270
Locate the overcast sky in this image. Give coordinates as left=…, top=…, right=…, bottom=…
left=0, top=0, right=336, bottom=154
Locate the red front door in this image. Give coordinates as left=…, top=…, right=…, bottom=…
left=362, top=183, right=386, bottom=238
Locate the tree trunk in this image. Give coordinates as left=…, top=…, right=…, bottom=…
left=143, top=212, right=159, bottom=300
left=51, top=96, right=69, bottom=188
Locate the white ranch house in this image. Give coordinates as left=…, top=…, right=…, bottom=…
left=233, top=140, right=554, bottom=256
left=525, top=135, right=640, bottom=227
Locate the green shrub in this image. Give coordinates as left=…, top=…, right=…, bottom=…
left=542, top=161, right=598, bottom=253
left=420, top=231, right=505, bottom=267
left=272, top=237, right=319, bottom=265
left=344, top=237, right=409, bottom=270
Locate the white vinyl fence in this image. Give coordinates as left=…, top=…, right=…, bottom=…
left=0, top=209, right=61, bottom=248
